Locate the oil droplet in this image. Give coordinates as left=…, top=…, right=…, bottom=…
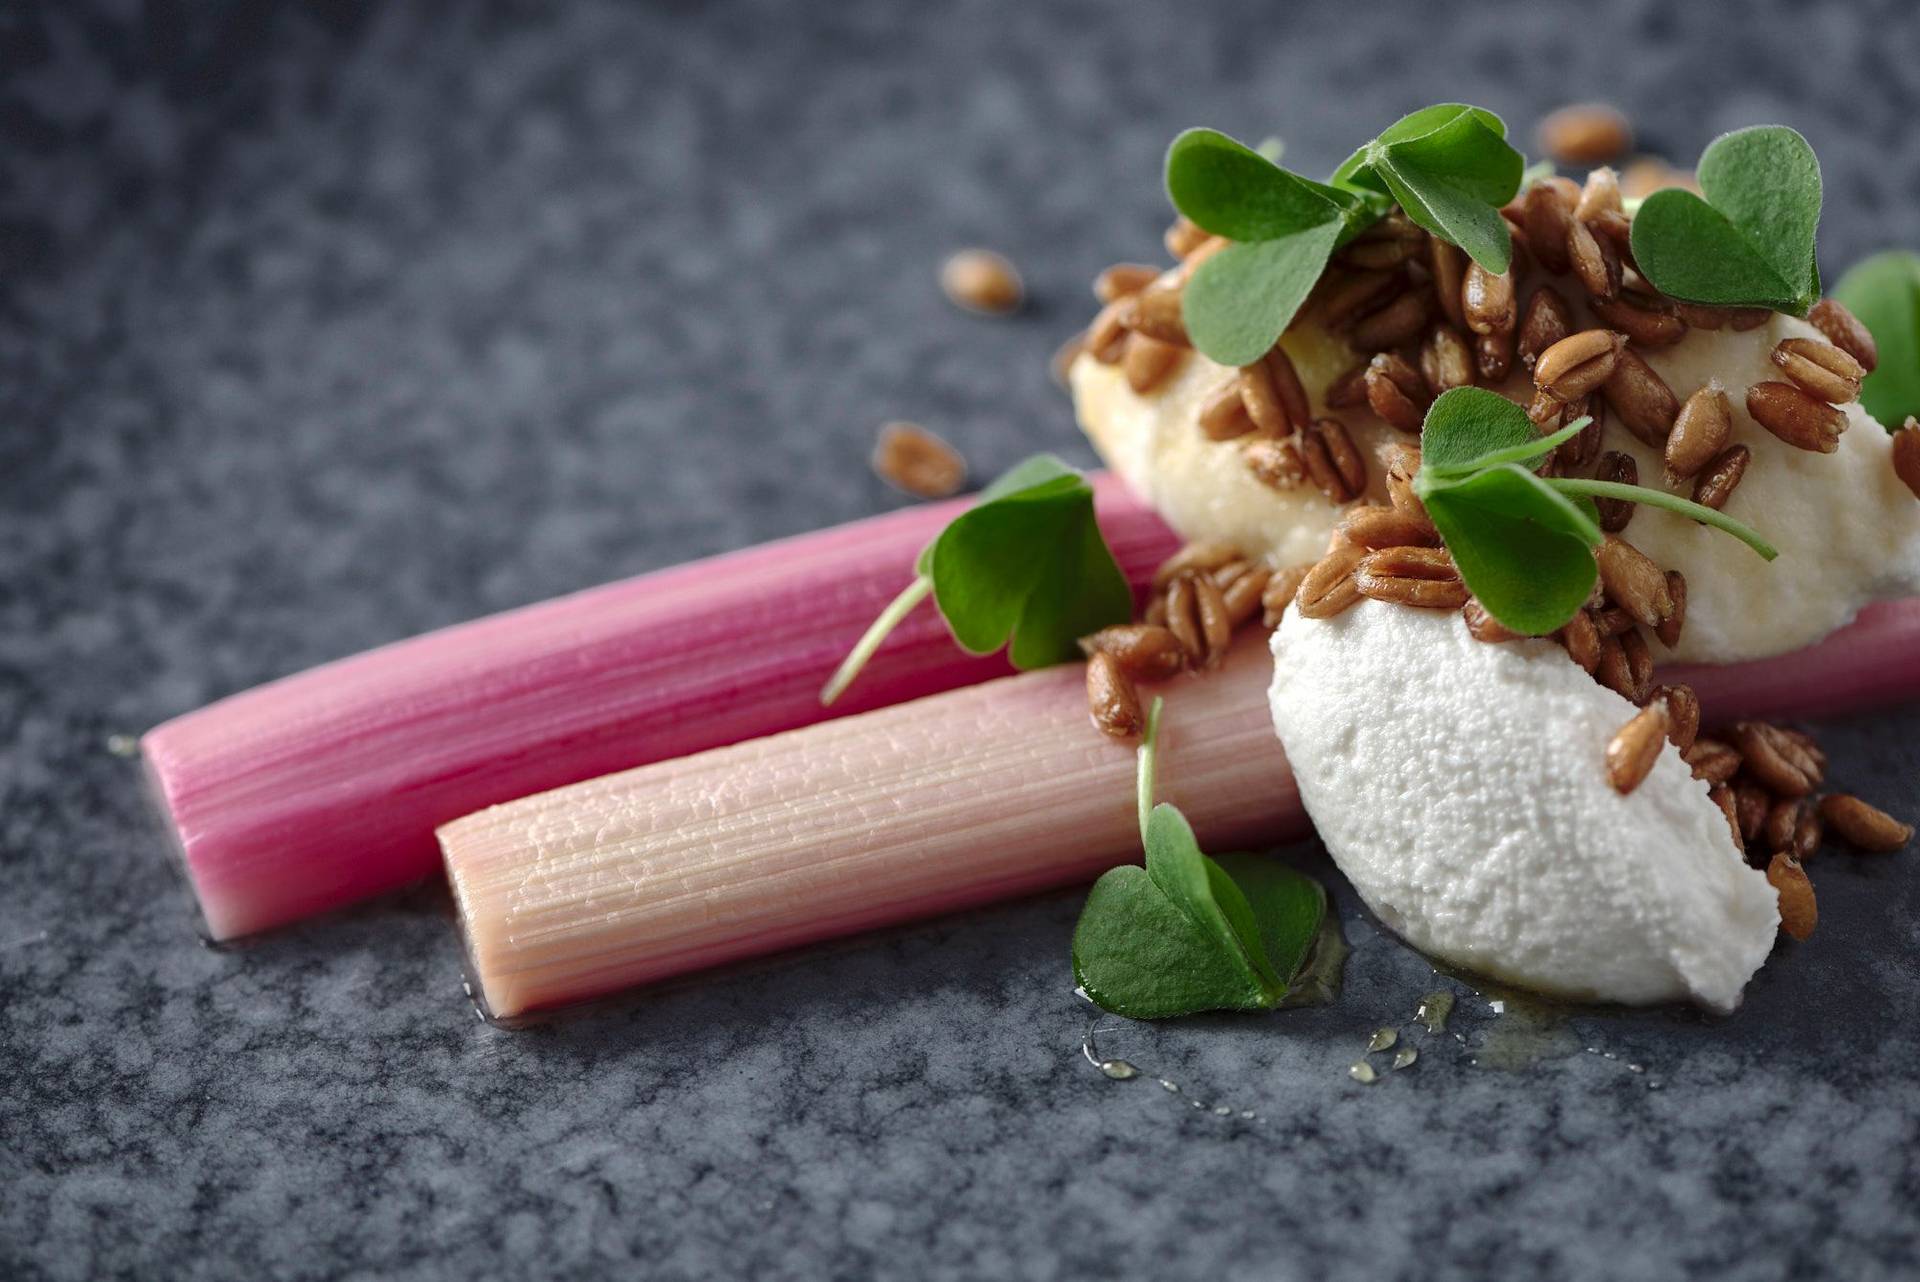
left=1160, top=1079, right=1181, bottom=1094
left=1239, top=1111, right=1256, bottom=1121
left=1367, top=1027, right=1397, bottom=1053
left=1349, top=1060, right=1378, bottom=1084
left=106, top=734, right=138, bottom=758
left=1212, top=1105, right=1233, bottom=1116
left=1416, top=991, right=1455, bottom=1033
left=1391, top=1046, right=1418, bottom=1071
left=1099, top=1059, right=1140, bottom=1081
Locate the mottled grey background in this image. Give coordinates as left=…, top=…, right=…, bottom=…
left=5, top=2, right=1920, bottom=1279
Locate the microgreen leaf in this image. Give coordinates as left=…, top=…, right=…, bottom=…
left=820, top=455, right=1131, bottom=704
left=1366, top=111, right=1523, bottom=271
left=1181, top=226, right=1344, bottom=366
left=1833, top=250, right=1920, bottom=428
left=1330, top=105, right=1522, bottom=271
left=1420, top=463, right=1602, bottom=635
left=1071, top=699, right=1326, bottom=1020
left=1414, top=389, right=1775, bottom=635
left=1630, top=126, right=1823, bottom=315
left=1165, top=129, right=1351, bottom=243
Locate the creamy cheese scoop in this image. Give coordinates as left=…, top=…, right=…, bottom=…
left=1073, top=313, right=1920, bottom=664
left=1269, top=603, right=1779, bottom=1011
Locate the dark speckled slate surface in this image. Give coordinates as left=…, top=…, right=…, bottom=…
left=5, top=2, right=1920, bottom=1278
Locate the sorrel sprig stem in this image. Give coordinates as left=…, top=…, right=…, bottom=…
left=1547, top=477, right=1778, bottom=560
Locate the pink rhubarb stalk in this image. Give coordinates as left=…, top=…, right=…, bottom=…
left=442, top=634, right=1300, bottom=1021
left=442, top=602, right=1920, bottom=1021
left=143, top=476, right=1179, bottom=940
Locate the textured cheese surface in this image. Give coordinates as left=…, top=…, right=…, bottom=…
left=1075, top=312, right=1920, bottom=664
left=1269, top=602, right=1779, bottom=1012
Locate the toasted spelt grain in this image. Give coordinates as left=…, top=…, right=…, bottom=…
left=1539, top=104, right=1633, bottom=166
left=872, top=422, right=969, bottom=499
left=1095, top=263, right=1161, bottom=303
left=1193, top=379, right=1254, bottom=443
left=1655, top=683, right=1700, bottom=753
left=1242, top=347, right=1310, bottom=435
left=1517, top=287, right=1574, bottom=372
left=1086, top=651, right=1143, bottom=739
left=1463, top=598, right=1523, bottom=642
left=1342, top=504, right=1439, bottom=549
left=1560, top=608, right=1602, bottom=673
left=1819, top=794, right=1914, bottom=852
left=1420, top=325, right=1476, bottom=394
left=1079, top=624, right=1188, bottom=682
left=1595, top=632, right=1638, bottom=701
left=1588, top=208, right=1639, bottom=274
left=1597, top=536, right=1674, bottom=630
left=1808, top=298, right=1879, bottom=373
left=1380, top=442, right=1425, bottom=517
left=1895, top=421, right=1920, bottom=500
left=1262, top=564, right=1311, bottom=628
left=1296, top=543, right=1366, bottom=619
left=1340, top=210, right=1426, bottom=269
left=1520, top=177, right=1578, bottom=275
left=1770, top=337, right=1864, bottom=405
left=1356, top=547, right=1467, bottom=609
left=1164, top=216, right=1209, bottom=259
left=1300, top=418, right=1366, bottom=503
left=1683, top=737, right=1742, bottom=785
left=1734, top=781, right=1770, bottom=845
left=1535, top=329, right=1625, bottom=402
left=1429, top=238, right=1468, bottom=329
left=1124, top=334, right=1183, bottom=393
left=1664, top=384, right=1732, bottom=481
left=1220, top=564, right=1272, bottom=628
left=1192, top=572, right=1232, bottom=667
left=1588, top=451, right=1636, bottom=532
left=1365, top=352, right=1430, bottom=434
left=1766, top=853, right=1817, bottom=939
left=1728, top=722, right=1823, bottom=797
left=1325, top=361, right=1371, bottom=410
left=1602, top=349, right=1680, bottom=446
left=1127, top=282, right=1189, bottom=346
left=1692, top=445, right=1750, bottom=511
left=1243, top=437, right=1306, bottom=490
left=1747, top=381, right=1846, bottom=453
left=1607, top=702, right=1668, bottom=794
left=1462, top=260, right=1517, bottom=336
left=1655, top=571, right=1687, bottom=649
left=1164, top=573, right=1205, bottom=661
left=941, top=249, right=1024, bottom=314
left=1576, top=166, right=1624, bottom=221
left=1317, top=269, right=1405, bottom=330
left=1086, top=299, right=1134, bottom=364
left=1153, top=541, right=1240, bottom=591
left=1475, top=330, right=1516, bottom=383
left=1351, top=290, right=1434, bottom=351
left=1710, top=783, right=1743, bottom=848
left=1592, top=291, right=1687, bottom=347
left=1567, top=217, right=1622, bottom=300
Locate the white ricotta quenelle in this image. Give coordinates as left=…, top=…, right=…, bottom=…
left=1269, top=603, right=1779, bottom=1012
left=1074, top=313, right=1920, bottom=664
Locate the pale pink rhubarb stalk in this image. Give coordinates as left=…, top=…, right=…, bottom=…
left=442, top=603, right=1920, bottom=1021
left=442, top=635, right=1301, bottom=1021
left=142, top=475, right=1179, bottom=940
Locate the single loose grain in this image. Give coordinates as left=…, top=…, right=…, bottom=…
left=1818, top=794, right=1914, bottom=853
left=1747, top=381, right=1845, bottom=453
left=1607, top=702, right=1668, bottom=794
left=1692, top=444, right=1750, bottom=511
left=1538, top=103, right=1632, bottom=166
left=872, top=422, right=968, bottom=499
left=1770, top=337, right=1864, bottom=405
left=941, top=249, right=1024, bottom=314
left=1808, top=298, right=1878, bottom=373
left=1664, top=384, right=1732, bottom=481
left=1086, top=652, right=1143, bottom=739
